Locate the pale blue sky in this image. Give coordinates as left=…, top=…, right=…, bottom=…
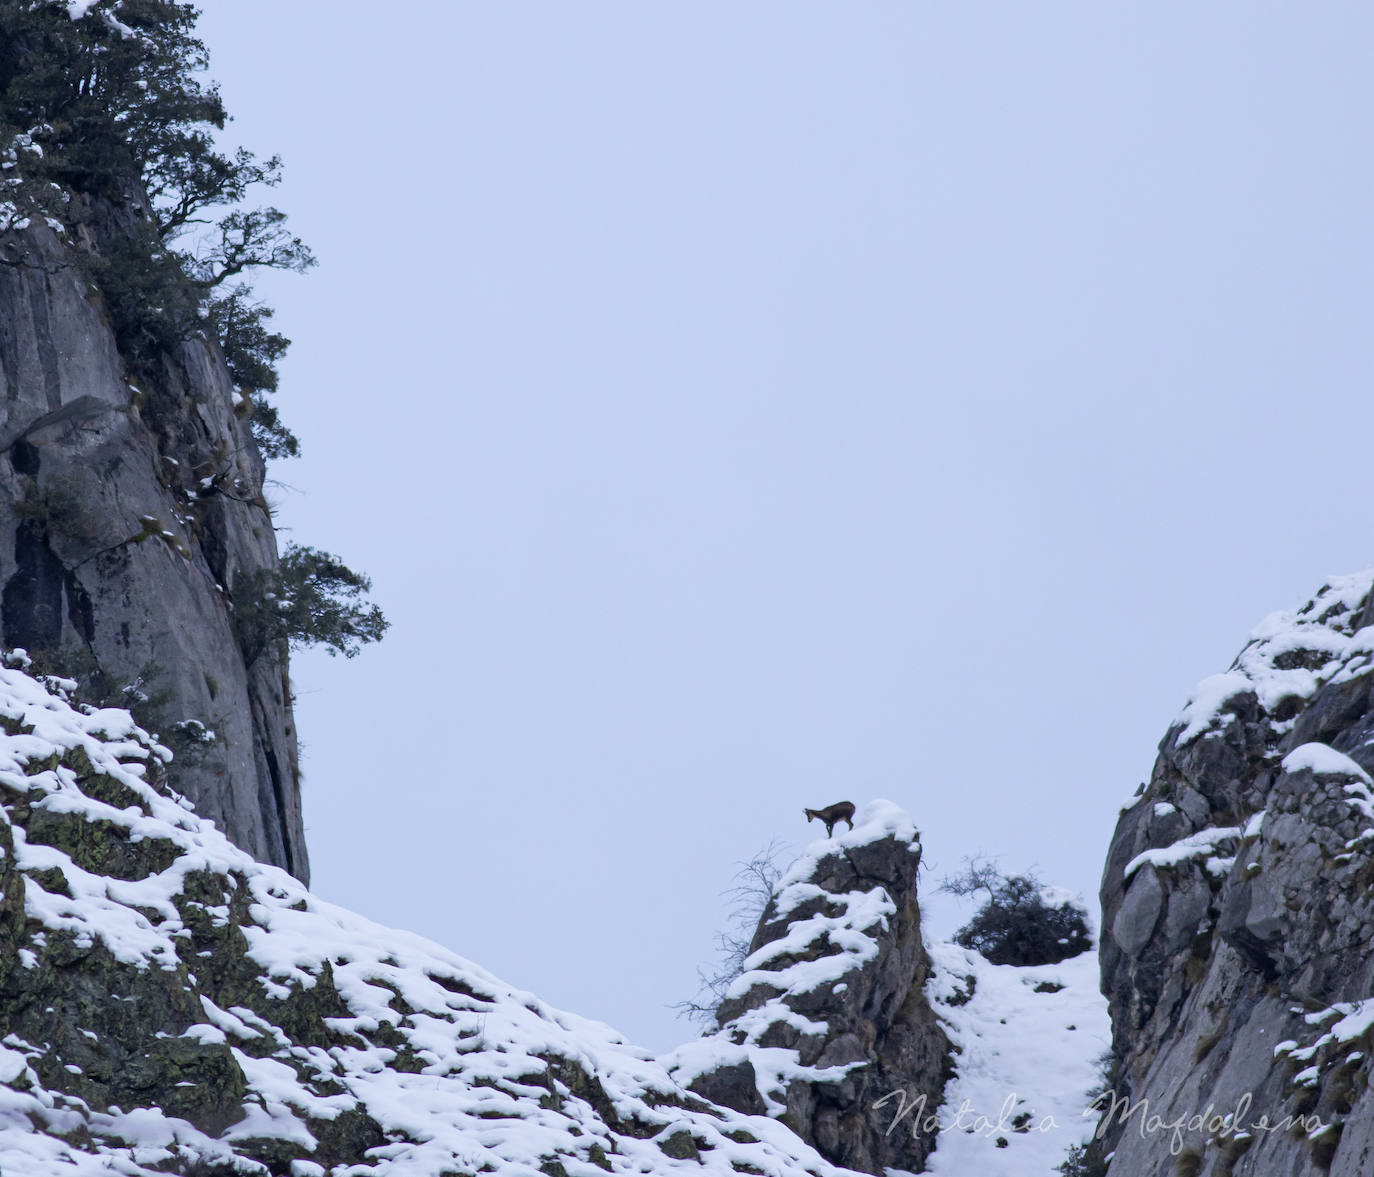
left=196, top=2, right=1374, bottom=1051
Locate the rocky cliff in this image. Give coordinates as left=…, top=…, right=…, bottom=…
left=665, top=803, right=952, bottom=1175
left=1100, top=571, right=1374, bottom=1175
left=666, top=804, right=1108, bottom=1175
left=0, top=214, right=307, bottom=880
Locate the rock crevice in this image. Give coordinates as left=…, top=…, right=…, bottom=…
left=0, top=217, right=306, bottom=879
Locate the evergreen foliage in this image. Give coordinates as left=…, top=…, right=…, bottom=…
left=0, top=0, right=313, bottom=439
left=205, top=285, right=299, bottom=457
left=232, top=544, right=389, bottom=667
left=0, top=1, right=384, bottom=663
left=1057, top=1142, right=1109, bottom=1177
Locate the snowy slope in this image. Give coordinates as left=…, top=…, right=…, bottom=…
left=0, top=652, right=1113, bottom=1176
left=920, top=941, right=1109, bottom=1175
left=0, top=655, right=863, bottom=1177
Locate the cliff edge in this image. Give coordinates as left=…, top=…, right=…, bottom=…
left=1100, top=571, right=1374, bottom=1175
left=0, top=218, right=306, bottom=879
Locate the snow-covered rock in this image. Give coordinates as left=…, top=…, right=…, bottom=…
left=0, top=659, right=863, bottom=1177
left=0, top=659, right=1116, bottom=1176
left=664, top=802, right=951, bottom=1175
left=664, top=803, right=1110, bottom=1176
left=1100, top=571, right=1374, bottom=1176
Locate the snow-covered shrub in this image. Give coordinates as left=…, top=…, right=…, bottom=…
left=943, top=861, right=1092, bottom=966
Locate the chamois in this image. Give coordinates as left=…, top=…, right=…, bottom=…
left=804, top=800, right=856, bottom=838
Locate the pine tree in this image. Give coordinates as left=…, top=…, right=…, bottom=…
left=0, top=0, right=385, bottom=662
left=0, top=0, right=313, bottom=441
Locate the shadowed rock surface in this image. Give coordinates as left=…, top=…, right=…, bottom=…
left=1099, top=572, right=1374, bottom=1176
left=0, top=211, right=306, bottom=880
left=666, top=803, right=952, bottom=1175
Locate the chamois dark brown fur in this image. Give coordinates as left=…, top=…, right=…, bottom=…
left=804, top=800, right=856, bottom=837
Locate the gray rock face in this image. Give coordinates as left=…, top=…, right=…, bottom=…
left=1098, top=573, right=1374, bottom=1176
left=0, top=217, right=307, bottom=880
left=665, top=802, right=951, bottom=1175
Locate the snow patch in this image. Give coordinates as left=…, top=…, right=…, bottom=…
left=1124, top=826, right=1243, bottom=881
left=922, top=943, right=1109, bottom=1175
left=1283, top=743, right=1373, bottom=784
left=1171, top=572, right=1374, bottom=747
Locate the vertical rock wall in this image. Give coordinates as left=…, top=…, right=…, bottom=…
left=0, top=218, right=307, bottom=880
left=1098, top=573, right=1374, bottom=1176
